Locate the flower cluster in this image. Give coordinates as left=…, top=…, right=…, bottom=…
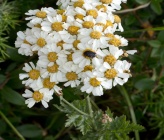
left=15, top=0, right=136, bottom=108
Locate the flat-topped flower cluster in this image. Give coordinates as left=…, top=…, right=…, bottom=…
left=15, top=0, right=136, bottom=108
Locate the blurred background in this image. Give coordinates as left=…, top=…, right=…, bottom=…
left=0, top=0, right=164, bottom=139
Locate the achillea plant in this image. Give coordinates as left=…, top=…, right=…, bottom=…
left=15, top=0, right=144, bottom=139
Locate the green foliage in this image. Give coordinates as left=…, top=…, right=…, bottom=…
left=0, top=0, right=19, bottom=62
left=55, top=97, right=144, bottom=140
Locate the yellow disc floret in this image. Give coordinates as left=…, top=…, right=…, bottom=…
left=32, top=91, right=43, bottom=102
left=35, top=11, right=47, bottom=18
left=51, top=22, right=63, bottom=32
left=68, top=26, right=80, bottom=35
left=75, top=14, right=84, bottom=20
left=114, top=15, right=121, bottom=23
left=108, top=38, right=121, bottom=47
left=73, top=40, right=80, bottom=50
left=48, top=52, right=58, bottom=62
left=90, top=31, right=102, bottom=39
left=86, top=10, right=98, bottom=19
left=73, top=1, right=84, bottom=8
left=90, top=77, right=101, bottom=87
left=96, top=4, right=107, bottom=12
left=29, top=69, right=40, bottom=80
left=104, top=68, right=117, bottom=79
left=43, top=78, right=56, bottom=89
left=37, top=38, right=46, bottom=47
left=66, top=72, right=78, bottom=81
left=47, top=64, right=59, bottom=73
left=83, top=65, right=94, bottom=72
left=100, top=0, right=112, bottom=4
left=82, top=21, right=94, bottom=29
left=104, top=55, right=116, bottom=66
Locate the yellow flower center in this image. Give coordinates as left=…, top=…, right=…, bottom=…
left=100, top=0, right=112, bottom=4
left=47, top=64, right=59, bottom=73
left=90, top=77, right=101, bottom=87
left=104, top=55, right=116, bottom=66
left=95, top=23, right=105, bottom=30
left=104, top=20, right=113, bottom=29
left=32, top=91, right=43, bottom=102
left=108, top=38, right=121, bottom=47
left=43, top=78, right=56, bottom=89
left=82, top=21, right=94, bottom=29
left=51, top=22, right=63, bottom=32
left=114, top=15, right=121, bottom=23
left=57, top=9, right=65, bottom=15
left=83, top=65, right=94, bottom=72
left=104, top=68, right=117, bottom=79
left=96, top=4, right=107, bottom=12
left=35, top=11, right=47, bottom=18
left=73, top=40, right=80, bottom=50
left=68, top=26, right=80, bottom=35
left=23, top=40, right=31, bottom=45
left=105, top=33, right=114, bottom=39
left=48, top=52, right=58, bottom=62
left=73, top=1, right=84, bottom=8
left=67, top=53, right=73, bottom=61
left=28, top=69, right=40, bottom=80
left=86, top=10, right=98, bottom=19
left=37, top=38, right=46, bottom=47
left=57, top=40, right=65, bottom=49
left=34, top=24, right=41, bottom=28
left=75, top=14, right=84, bottom=20
left=90, top=31, right=102, bottom=39
left=66, top=72, right=78, bottom=81
left=62, top=15, right=67, bottom=22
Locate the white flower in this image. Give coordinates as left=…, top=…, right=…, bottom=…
left=41, top=14, right=65, bottom=32
left=19, top=62, right=42, bottom=87
left=26, top=30, right=53, bottom=54
left=62, top=15, right=82, bottom=36
left=97, top=45, right=123, bottom=65
left=22, top=88, right=53, bottom=108
left=30, top=76, right=62, bottom=95
left=15, top=29, right=34, bottom=56
left=37, top=43, right=67, bottom=68
left=99, top=61, right=130, bottom=88
left=81, top=71, right=106, bottom=96
left=108, top=34, right=128, bottom=47
left=78, top=25, right=108, bottom=49
left=72, top=43, right=102, bottom=68
left=61, top=62, right=82, bottom=87
left=25, top=7, right=57, bottom=24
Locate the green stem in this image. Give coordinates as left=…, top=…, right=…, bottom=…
left=0, top=110, right=25, bottom=140
left=117, top=86, right=140, bottom=140
left=87, top=95, right=93, bottom=117
left=60, top=96, right=89, bottom=116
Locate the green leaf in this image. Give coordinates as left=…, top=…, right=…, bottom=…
left=0, top=86, right=25, bottom=105
left=0, top=74, right=6, bottom=84
left=0, top=120, right=7, bottom=134
left=17, top=124, right=42, bottom=138
left=134, top=78, right=155, bottom=91
left=6, top=48, right=27, bottom=62
left=160, top=50, right=164, bottom=66
left=150, top=0, right=162, bottom=15
left=135, top=0, right=149, bottom=4
left=147, top=40, right=161, bottom=48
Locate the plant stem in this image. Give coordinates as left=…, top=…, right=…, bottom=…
left=86, top=95, right=97, bottom=131
left=60, top=96, right=89, bottom=116
left=0, top=110, right=25, bottom=140
left=117, top=86, right=140, bottom=140
left=87, top=95, right=93, bottom=117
